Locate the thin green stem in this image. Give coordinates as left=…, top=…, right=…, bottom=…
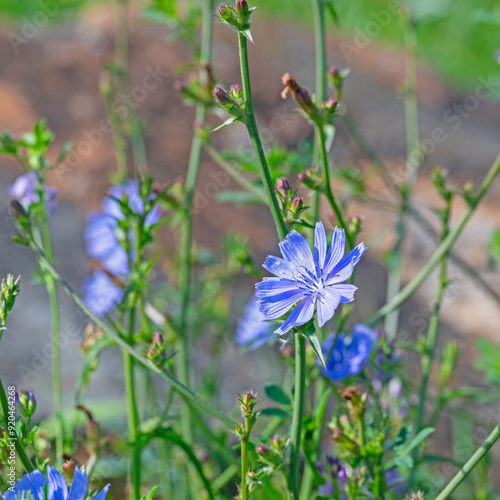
left=434, top=423, right=500, bottom=500
left=384, top=16, right=420, bottom=338
left=409, top=205, right=449, bottom=489
left=29, top=244, right=236, bottom=430
left=0, top=378, right=34, bottom=473
left=116, top=0, right=148, bottom=175
left=289, top=333, right=306, bottom=500
left=238, top=32, right=288, bottom=241
left=204, top=141, right=267, bottom=202
left=40, top=214, right=63, bottom=460
left=123, top=306, right=141, bottom=500
left=367, top=153, right=500, bottom=326
left=316, top=123, right=353, bottom=249
left=240, top=416, right=251, bottom=500
left=308, top=0, right=327, bottom=248
left=177, top=0, right=214, bottom=456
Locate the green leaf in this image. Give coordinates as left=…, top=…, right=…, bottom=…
left=212, top=116, right=243, bottom=132
left=260, top=407, right=291, bottom=418
left=241, top=29, right=254, bottom=43
left=394, top=454, right=414, bottom=469
left=140, top=486, right=160, bottom=500
left=404, top=427, right=435, bottom=454
left=302, top=330, right=326, bottom=368
left=217, top=190, right=265, bottom=205
left=325, top=1, right=340, bottom=26
left=264, top=385, right=292, bottom=406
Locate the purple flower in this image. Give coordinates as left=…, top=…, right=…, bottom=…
left=3, top=465, right=109, bottom=500
left=8, top=172, right=57, bottom=212
left=82, top=271, right=124, bottom=318
left=256, top=222, right=366, bottom=334
left=235, top=297, right=275, bottom=350
left=322, top=324, right=376, bottom=382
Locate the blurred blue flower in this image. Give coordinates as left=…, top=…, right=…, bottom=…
left=82, top=271, right=124, bottom=318
left=8, top=172, right=57, bottom=212
left=3, top=465, right=109, bottom=500
left=235, top=297, right=275, bottom=350
left=322, top=324, right=376, bottom=382
left=82, top=180, right=160, bottom=316
left=103, top=180, right=160, bottom=226
left=256, top=222, right=366, bottom=334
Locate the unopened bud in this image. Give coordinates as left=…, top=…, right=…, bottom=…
left=291, top=197, right=303, bottom=213
left=276, top=177, right=291, bottom=197
left=236, top=0, right=249, bottom=15
left=281, top=73, right=316, bottom=118
left=16, top=389, right=36, bottom=418
left=230, top=84, right=243, bottom=100
left=462, top=182, right=475, bottom=205
left=325, top=99, right=338, bottom=112
left=213, top=87, right=233, bottom=107
left=62, top=460, right=76, bottom=481
left=10, top=200, right=27, bottom=219
left=329, top=67, right=338, bottom=78
left=256, top=444, right=269, bottom=455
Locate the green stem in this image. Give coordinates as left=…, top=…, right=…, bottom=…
left=0, top=378, right=34, bottom=473
left=123, top=306, right=141, bottom=499
left=316, top=123, right=353, bottom=249
left=29, top=245, right=236, bottom=429
left=238, top=32, right=288, bottom=241
left=384, top=15, right=420, bottom=338
left=40, top=215, right=63, bottom=460
left=116, top=0, right=148, bottom=175
left=177, top=0, right=214, bottom=454
left=308, top=0, right=327, bottom=248
left=367, top=153, right=500, bottom=326
left=434, top=423, right=500, bottom=500
left=240, top=417, right=251, bottom=500
left=203, top=141, right=267, bottom=202
left=289, top=333, right=306, bottom=500
left=409, top=206, right=450, bottom=488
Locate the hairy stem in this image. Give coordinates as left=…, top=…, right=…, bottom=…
left=289, top=333, right=306, bottom=499
left=238, top=32, right=288, bottom=241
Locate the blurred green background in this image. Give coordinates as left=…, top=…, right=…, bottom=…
left=1, top=0, right=499, bottom=90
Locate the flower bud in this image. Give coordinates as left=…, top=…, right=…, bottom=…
left=62, top=460, right=76, bottom=481
left=329, top=67, right=338, bottom=78
left=1, top=274, right=21, bottom=325
left=256, top=444, right=269, bottom=455
left=230, top=84, right=243, bottom=101
left=16, top=389, right=36, bottom=419
left=213, top=87, right=233, bottom=107
left=276, top=177, right=291, bottom=198
left=462, top=181, right=476, bottom=205
left=10, top=200, right=27, bottom=220
left=281, top=73, right=317, bottom=118
left=238, top=391, right=258, bottom=418
left=236, top=0, right=249, bottom=15
left=290, top=197, right=304, bottom=214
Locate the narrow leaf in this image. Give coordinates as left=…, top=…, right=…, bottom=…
left=265, top=385, right=292, bottom=406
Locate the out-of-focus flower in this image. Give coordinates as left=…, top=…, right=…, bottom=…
left=3, top=465, right=109, bottom=500
left=16, top=389, right=36, bottom=419
left=8, top=172, right=57, bottom=212
left=322, top=324, right=376, bottom=382
left=82, top=271, right=124, bottom=318
left=256, top=222, right=366, bottom=334
left=235, top=297, right=275, bottom=350
left=82, top=180, right=160, bottom=316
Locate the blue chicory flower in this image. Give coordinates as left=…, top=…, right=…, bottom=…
left=3, top=465, right=109, bottom=500
left=235, top=297, right=275, bottom=350
left=82, top=271, right=124, bottom=318
left=82, top=180, right=160, bottom=317
left=322, top=324, right=376, bottom=382
left=8, top=172, right=57, bottom=212
left=256, top=222, right=366, bottom=334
